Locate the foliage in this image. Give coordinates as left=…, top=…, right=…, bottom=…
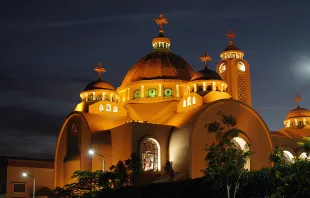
left=298, top=136, right=310, bottom=157
left=269, top=146, right=290, bottom=166
left=202, top=111, right=253, bottom=198
left=164, top=161, right=175, bottom=182
left=52, top=153, right=141, bottom=198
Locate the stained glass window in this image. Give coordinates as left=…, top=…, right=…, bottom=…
left=141, top=138, right=159, bottom=171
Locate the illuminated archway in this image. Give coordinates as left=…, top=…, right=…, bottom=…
left=283, top=150, right=294, bottom=163
left=141, top=138, right=161, bottom=171
left=300, top=152, right=310, bottom=160
left=233, top=137, right=250, bottom=170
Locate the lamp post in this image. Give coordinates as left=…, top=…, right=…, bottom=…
left=22, top=172, right=35, bottom=198
left=88, top=149, right=106, bottom=171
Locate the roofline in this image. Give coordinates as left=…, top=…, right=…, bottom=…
left=0, top=156, right=54, bottom=162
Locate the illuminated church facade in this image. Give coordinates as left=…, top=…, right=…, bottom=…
left=54, top=14, right=310, bottom=187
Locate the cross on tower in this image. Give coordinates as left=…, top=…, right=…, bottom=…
left=294, top=93, right=302, bottom=107
left=200, top=52, right=212, bottom=69
left=154, top=13, right=168, bottom=33
left=226, top=29, right=236, bottom=45
left=94, top=62, right=106, bottom=80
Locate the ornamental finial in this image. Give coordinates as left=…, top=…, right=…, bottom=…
left=294, top=93, right=302, bottom=107
left=94, top=62, right=106, bottom=80
left=200, top=52, right=212, bottom=69
left=226, top=29, right=236, bottom=45
left=154, top=13, right=168, bottom=34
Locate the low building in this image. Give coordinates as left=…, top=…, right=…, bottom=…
left=0, top=156, right=54, bottom=198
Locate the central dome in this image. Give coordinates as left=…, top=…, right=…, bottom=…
left=121, top=50, right=195, bottom=86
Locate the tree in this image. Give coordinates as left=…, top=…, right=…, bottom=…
left=164, top=161, right=175, bottom=182
left=124, top=153, right=141, bottom=185
left=52, top=154, right=141, bottom=197
left=52, top=170, right=105, bottom=197
left=298, top=136, right=310, bottom=157
left=202, top=111, right=253, bottom=198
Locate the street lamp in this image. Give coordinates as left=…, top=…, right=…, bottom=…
left=21, top=172, right=35, bottom=198
left=88, top=149, right=106, bottom=171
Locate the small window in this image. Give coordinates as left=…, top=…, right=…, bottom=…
left=104, top=95, right=109, bottom=101
left=147, top=88, right=156, bottom=98
left=99, top=104, right=104, bottom=112
left=106, top=104, right=111, bottom=112
left=183, top=100, right=186, bottom=107
left=113, top=106, right=118, bottom=112
left=192, top=97, right=196, bottom=105
left=96, top=95, right=102, bottom=101
left=207, top=85, right=212, bottom=91
left=13, top=183, right=25, bottom=193
left=187, top=97, right=191, bottom=106
left=164, top=88, right=173, bottom=97
left=237, top=62, right=246, bottom=72
left=134, top=90, right=141, bottom=99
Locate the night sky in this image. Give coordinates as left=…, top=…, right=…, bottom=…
left=1, top=1, right=310, bottom=159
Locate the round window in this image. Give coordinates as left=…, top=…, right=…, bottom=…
left=134, top=90, right=141, bottom=99
left=148, top=88, right=156, bottom=98
left=164, top=88, right=173, bottom=97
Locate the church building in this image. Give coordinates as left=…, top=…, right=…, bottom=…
left=54, top=14, right=310, bottom=187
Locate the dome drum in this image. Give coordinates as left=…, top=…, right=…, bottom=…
left=188, top=80, right=228, bottom=94
left=117, top=79, right=189, bottom=103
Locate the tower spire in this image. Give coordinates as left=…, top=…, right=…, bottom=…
left=200, top=52, right=212, bottom=69
left=154, top=13, right=168, bottom=34
left=94, top=62, right=106, bottom=81
left=226, top=29, right=236, bottom=46
left=152, top=13, right=171, bottom=50
left=294, top=93, right=302, bottom=107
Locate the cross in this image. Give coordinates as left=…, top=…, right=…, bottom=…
left=154, top=13, right=168, bottom=33
left=94, top=62, right=106, bottom=80
left=226, top=29, right=236, bottom=45
left=294, top=93, right=302, bottom=107
left=200, top=52, right=212, bottom=69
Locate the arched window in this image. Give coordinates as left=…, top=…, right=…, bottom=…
left=99, top=104, right=104, bottom=112
left=233, top=137, right=250, bottom=170
left=106, top=104, right=111, bottom=112
left=96, top=95, right=102, bottom=101
left=219, top=63, right=226, bottom=73
left=283, top=150, right=294, bottom=163
left=237, top=62, right=246, bottom=72
left=187, top=97, right=191, bottom=106
left=141, top=138, right=160, bottom=171
left=183, top=100, right=187, bottom=107
left=192, top=97, right=196, bottom=105
left=113, top=106, right=118, bottom=112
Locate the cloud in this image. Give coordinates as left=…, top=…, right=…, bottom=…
left=0, top=105, right=65, bottom=137
left=0, top=105, right=64, bottom=159
left=0, top=66, right=89, bottom=102
left=0, top=134, right=56, bottom=159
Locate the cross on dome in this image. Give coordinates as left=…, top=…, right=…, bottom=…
left=94, top=62, right=106, bottom=80
left=200, top=52, right=212, bottom=69
left=154, top=13, right=168, bottom=34
left=226, top=29, right=236, bottom=45
left=294, top=93, right=302, bottom=107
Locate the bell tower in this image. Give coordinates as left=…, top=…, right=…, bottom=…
left=216, top=30, right=252, bottom=106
